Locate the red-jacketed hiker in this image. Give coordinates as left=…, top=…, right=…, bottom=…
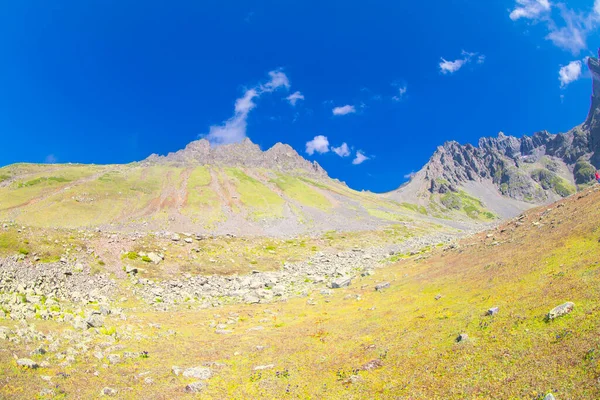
left=596, top=170, right=600, bottom=183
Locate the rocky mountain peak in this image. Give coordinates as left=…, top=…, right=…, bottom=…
left=144, top=137, right=327, bottom=177
left=395, top=49, right=600, bottom=209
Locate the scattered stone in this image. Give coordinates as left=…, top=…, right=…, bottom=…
left=86, top=314, right=104, bottom=328
left=544, top=394, right=556, bottom=400
left=456, top=333, right=469, bottom=343
left=107, top=354, right=120, bottom=364
left=171, top=234, right=181, bottom=242
left=375, top=282, right=390, bottom=291
left=100, top=387, right=117, bottom=396
left=547, top=302, right=574, bottom=320
left=185, top=381, right=206, bottom=393
left=125, top=266, right=138, bottom=275
left=343, top=375, right=363, bottom=384
left=253, top=364, right=275, bottom=371
left=486, top=307, right=499, bottom=316
left=30, top=347, right=46, bottom=356
left=360, top=359, right=383, bottom=371
left=331, top=277, right=352, bottom=289
left=17, top=358, right=38, bottom=369
left=215, top=329, right=232, bottom=335
left=184, top=238, right=193, bottom=244
left=182, top=366, right=212, bottom=380
left=435, top=294, right=442, bottom=300
left=147, top=252, right=162, bottom=264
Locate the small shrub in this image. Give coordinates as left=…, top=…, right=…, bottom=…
left=141, top=256, right=152, bottom=263
left=18, top=248, right=29, bottom=256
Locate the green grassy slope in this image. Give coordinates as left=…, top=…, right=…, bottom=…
left=0, top=163, right=459, bottom=231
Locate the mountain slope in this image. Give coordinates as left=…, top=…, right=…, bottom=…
left=0, top=140, right=482, bottom=236
left=389, top=51, right=600, bottom=219
left=1, top=176, right=599, bottom=399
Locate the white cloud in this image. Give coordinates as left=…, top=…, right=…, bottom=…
left=439, top=50, right=484, bottom=74
left=286, top=91, right=305, bottom=106
left=392, top=85, right=408, bottom=101
left=509, top=0, right=551, bottom=21
left=509, top=0, right=600, bottom=55
left=332, top=143, right=351, bottom=157
left=45, top=154, right=57, bottom=164
left=352, top=151, right=369, bottom=165
left=305, top=135, right=330, bottom=155
left=261, top=70, right=290, bottom=92
left=559, top=60, right=583, bottom=87
left=404, top=171, right=416, bottom=179
left=332, top=105, right=356, bottom=116
left=204, top=70, right=290, bottom=145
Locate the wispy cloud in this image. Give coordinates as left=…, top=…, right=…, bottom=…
left=204, top=70, right=290, bottom=145
left=305, top=135, right=330, bottom=155
left=439, top=50, right=485, bottom=74
left=286, top=91, right=305, bottom=106
left=392, top=85, right=408, bottom=101
left=352, top=151, right=369, bottom=165
left=404, top=171, right=416, bottom=179
left=45, top=154, right=57, bottom=164
left=332, top=142, right=351, bottom=157
left=332, top=105, right=356, bottom=116
left=559, top=60, right=583, bottom=87
left=509, top=0, right=600, bottom=55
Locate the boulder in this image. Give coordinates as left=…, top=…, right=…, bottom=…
left=547, top=302, right=574, bottom=320
left=182, top=366, right=212, bottom=379
left=185, top=381, right=206, bottom=393
left=486, top=307, right=499, bottom=316
left=375, top=282, right=390, bottom=291
left=17, top=358, right=38, bottom=369
left=331, top=277, right=352, bottom=289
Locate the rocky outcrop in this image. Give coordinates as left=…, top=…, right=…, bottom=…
left=394, top=49, right=600, bottom=207
left=144, top=138, right=327, bottom=177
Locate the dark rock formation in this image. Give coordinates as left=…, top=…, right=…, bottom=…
left=400, top=49, right=600, bottom=205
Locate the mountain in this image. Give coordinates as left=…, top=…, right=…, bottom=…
left=0, top=138, right=483, bottom=237
left=389, top=50, right=600, bottom=219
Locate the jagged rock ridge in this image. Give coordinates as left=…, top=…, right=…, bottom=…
left=145, top=138, right=327, bottom=177
left=390, top=49, right=600, bottom=215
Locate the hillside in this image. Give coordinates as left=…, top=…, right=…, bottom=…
left=389, top=51, right=600, bottom=219
left=1, top=178, right=599, bottom=398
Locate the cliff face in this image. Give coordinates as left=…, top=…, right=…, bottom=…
left=391, top=50, right=600, bottom=212
left=145, top=138, right=327, bottom=178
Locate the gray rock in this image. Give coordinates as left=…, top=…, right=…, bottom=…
left=107, top=354, right=120, bottom=364
left=182, top=366, right=212, bottom=379
left=215, top=329, right=232, bottom=334
left=375, top=282, right=390, bottom=291
left=544, top=394, right=556, bottom=400
left=244, top=294, right=260, bottom=304
left=486, top=307, right=499, bottom=316
left=185, top=381, right=206, bottom=393
left=17, top=358, right=38, bottom=369
left=331, top=277, right=352, bottom=289
left=547, top=302, right=574, bottom=320
left=171, top=234, right=180, bottom=242
left=253, top=364, right=275, bottom=371
left=86, top=314, right=104, bottom=328
left=456, top=333, right=469, bottom=343
left=147, top=252, right=162, bottom=264
left=435, top=294, right=442, bottom=300
left=100, top=387, right=117, bottom=396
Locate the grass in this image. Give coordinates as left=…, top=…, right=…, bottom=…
left=2, top=190, right=600, bottom=398
left=225, top=168, right=285, bottom=220
left=181, top=166, right=224, bottom=228
left=270, top=173, right=332, bottom=210
left=440, top=190, right=497, bottom=220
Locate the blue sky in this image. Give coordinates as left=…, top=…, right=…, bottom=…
left=1, top=1, right=599, bottom=192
